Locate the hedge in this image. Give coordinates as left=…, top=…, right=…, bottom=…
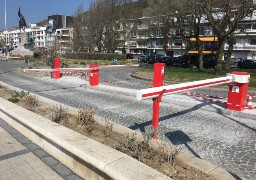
left=64, top=52, right=126, bottom=61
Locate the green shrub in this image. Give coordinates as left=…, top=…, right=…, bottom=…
left=8, top=90, right=28, bottom=103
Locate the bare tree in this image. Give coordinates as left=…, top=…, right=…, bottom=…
left=86, top=1, right=105, bottom=52
left=202, top=0, right=256, bottom=74
left=145, top=0, right=206, bottom=70
left=101, top=0, right=125, bottom=53
left=72, top=5, right=87, bottom=52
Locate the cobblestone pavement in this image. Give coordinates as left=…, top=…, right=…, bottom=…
left=99, top=66, right=256, bottom=103
left=0, top=118, right=83, bottom=180
left=0, top=61, right=256, bottom=179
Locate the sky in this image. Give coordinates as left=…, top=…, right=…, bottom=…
left=0, top=0, right=95, bottom=31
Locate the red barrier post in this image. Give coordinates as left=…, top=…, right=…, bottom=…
left=89, top=65, right=99, bottom=86
left=227, top=72, right=250, bottom=111
left=152, top=63, right=165, bottom=87
left=152, top=63, right=165, bottom=139
left=52, top=58, right=60, bottom=79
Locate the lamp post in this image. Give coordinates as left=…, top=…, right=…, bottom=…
left=4, top=0, right=7, bottom=30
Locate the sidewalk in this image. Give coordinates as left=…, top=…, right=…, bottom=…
left=0, top=119, right=64, bottom=180
left=55, top=76, right=256, bottom=121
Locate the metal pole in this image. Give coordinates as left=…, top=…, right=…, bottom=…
left=5, top=0, right=7, bottom=30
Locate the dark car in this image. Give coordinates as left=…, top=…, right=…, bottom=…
left=201, top=54, right=217, bottom=69
left=126, top=53, right=134, bottom=59
left=165, top=57, right=174, bottom=66
left=173, top=55, right=196, bottom=68
left=172, top=54, right=216, bottom=68
left=146, top=54, right=165, bottom=64
left=237, top=59, right=256, bottom=69
left=158, top=56, right=173, bottom=66
left=138, top=55, right=148, bottom=63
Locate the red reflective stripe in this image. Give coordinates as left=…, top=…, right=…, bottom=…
left=142, top=79, right=230, bottom=99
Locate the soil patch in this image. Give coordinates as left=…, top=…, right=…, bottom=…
left=0, top=83, right=215, bottom=180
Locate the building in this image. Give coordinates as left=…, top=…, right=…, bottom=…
left=30, top=26, right=47, bottom=48
left=229, top=18, right=256, bottom=60
left=0, top=31, right=4, bottom=42
left=48, top=15, right=73, bottom=32
left=1, top=14, right=73, bottom=51
left=55, top=27, right=73, bottom=51
left=126, top=17, right=188, bottom=57
left=125, top=11, right=256, bottom=60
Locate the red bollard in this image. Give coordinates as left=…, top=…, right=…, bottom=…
left=152, top=63, right=165, bottom=87
left=89, top=65, right=99, bottom=86
left=227, top=72, right=250, bottom=111
left=52, top=58, right=60, bottom=79
left=152, top=63, right=165, bottom=139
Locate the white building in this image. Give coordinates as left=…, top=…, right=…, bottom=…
left=55, top=27, right=73, bottom=50
left=126, top=11, right=256, bottom=60
left=2, top=26, right=73, bottom=51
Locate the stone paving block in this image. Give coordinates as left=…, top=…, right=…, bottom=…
left=41, top=156, right=60, bottom=166
left=52, top=163, right=73, bottom=177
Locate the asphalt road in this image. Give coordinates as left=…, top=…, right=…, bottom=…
left=0, top=60, right=255, bottom=180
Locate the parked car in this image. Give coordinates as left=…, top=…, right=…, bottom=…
left=146, top=54, right=165, bottom=64
left=158, top=56, right=173, bottom=66
left=138, top=55, right=148, bottom=63
left=201, top=54, right=217, bottom=69
left=237, top=59, right=256, bottom=69
left=126, top=53, right=134, bottom=59
left=173, top=54, right=196, bottom=68
left=172, top=54, right=217, bottom=68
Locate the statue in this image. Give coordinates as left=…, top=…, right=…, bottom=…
left=18, top=7, right=27, bottom=31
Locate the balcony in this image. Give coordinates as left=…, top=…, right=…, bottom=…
left=137, top=25, right=148, bottom=30
left=137, top=36, right=147, bottom=40
left=167, top=45, right=186, bottom=49
left=230, top=45, right=256, bottom=50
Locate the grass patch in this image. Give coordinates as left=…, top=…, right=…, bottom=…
left=137, top=66, right=256, bottom=89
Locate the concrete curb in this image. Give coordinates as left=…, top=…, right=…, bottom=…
left=0, top=97, right=170, bottom=180
left=0, top=81, right=236, bottom=180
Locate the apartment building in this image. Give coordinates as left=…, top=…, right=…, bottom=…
left=2, top=26, right=46, bottom=48
left=30, top=26, right=47, bottom=48
left=126, top=13, right=256, bottom=60
left=2, top=14, right=73, bottom=51
left=48, top=15, right=73, bottom=32
left=230, top=18, right=256, bottom=60
left=55, top=27, right=73, bottom=51
left=0, top=31, right=4, bottom=43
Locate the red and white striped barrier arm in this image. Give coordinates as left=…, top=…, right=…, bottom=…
left=100, top=64, right=139, bottom=68
left=137, top=75, right=233, bottom=101
left=23, top=67, right=99, bottom=72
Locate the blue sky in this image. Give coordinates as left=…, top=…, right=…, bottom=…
left=0, top=0, right=95, bottom=31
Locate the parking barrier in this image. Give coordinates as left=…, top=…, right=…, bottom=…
left=136, top=63, right=251, bottom=139
left=246, top=94, right=254, bottom=109
left=23, top=57, right=100, bottom=86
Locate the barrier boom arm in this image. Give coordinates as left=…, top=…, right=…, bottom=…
left=23, top=67, right=100, bottom=72
left=137, top=74, right=233, bottom=101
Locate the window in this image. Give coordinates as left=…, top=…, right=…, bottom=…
left=237, top=23, right=252, bottom=30
left=250, top=39, right=256, bottom=45
left=174, top=39, right=182, bottom=46
left=156, top=40, right=163, bottom=47
left=138, top=41, right=147, bottom=47
left=130, top=41, right=136, bottom=47
left=130, top=31, right=136, bottom=37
